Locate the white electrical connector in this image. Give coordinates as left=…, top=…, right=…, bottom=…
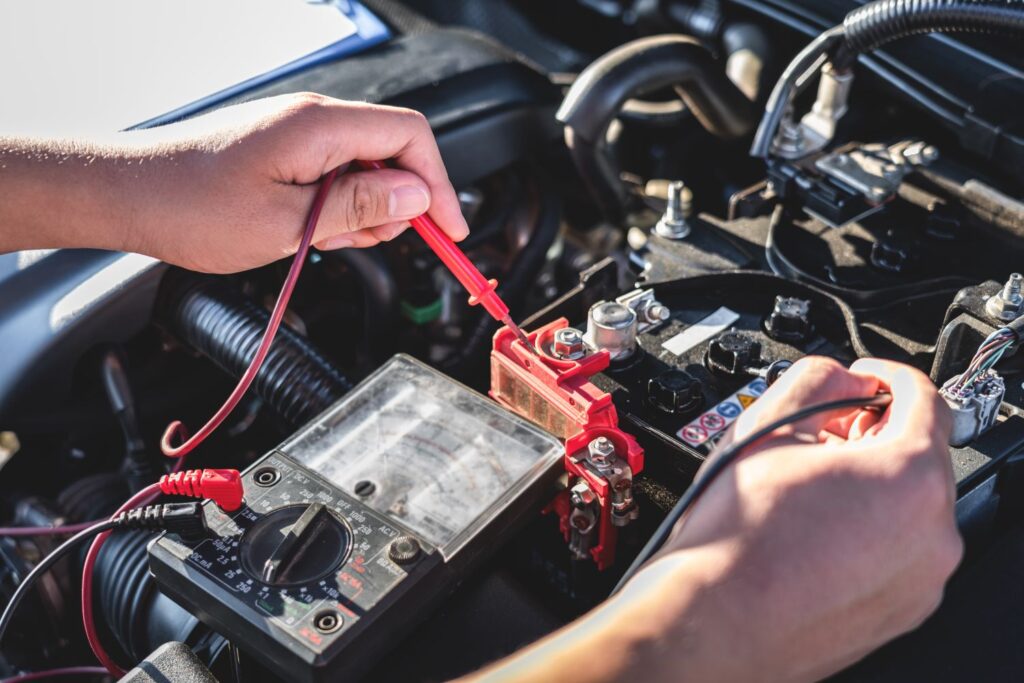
left=939, top=370, right=1005, bottom=447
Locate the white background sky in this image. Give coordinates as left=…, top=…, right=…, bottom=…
left=0, top=1, right=356, bottom=135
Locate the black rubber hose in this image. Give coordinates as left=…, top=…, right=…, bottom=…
left=840, top=0, right=1024, bottom=60
left=749, top=25, right=846, bottom=159
left=158, top=273, right=352, bottom=427
left=665, top=0, right=723, bottom=40
left=329, top=248, right=399, bottom=356
left=557, top=35, right=757, bottom=219
left=753, top=0, right=1024, bottom=158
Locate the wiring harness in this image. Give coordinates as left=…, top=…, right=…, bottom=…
left=948, top=325, right=1019, bottom=394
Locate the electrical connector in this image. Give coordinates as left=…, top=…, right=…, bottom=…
left=159, top=469, right=244, bottom=511
left=113, top=502, right=207, bottom=538
left=940, top=370, right=1005, bottom=447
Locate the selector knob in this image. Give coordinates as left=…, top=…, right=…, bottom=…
left=240, top=503, right=351, bottom=586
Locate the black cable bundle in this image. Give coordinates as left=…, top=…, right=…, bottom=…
left=841, top=0, right=1024, bottom=59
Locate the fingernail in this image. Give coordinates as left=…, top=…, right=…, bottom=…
left=319, top=236, right=354, bottom=250
left=389, top=185, right=430, bottom=218
left=383, top=224, right=407, bottom=240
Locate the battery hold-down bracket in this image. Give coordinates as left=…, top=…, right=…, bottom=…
left=490, top=319, right=644, bottom=569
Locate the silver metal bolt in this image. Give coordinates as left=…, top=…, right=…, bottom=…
left=552, top=327, right=586, bottom=360
left=587, top=436, right=616, bottom=466
left=645, top=303, right=670, bottom=323
left=1002, top=273, right=1022, bottom=302
left=653, top=181, right=692, bottom=240
left=773, top=118, right=807, bottom=158
left=570, top=481, right=596, bottom=508
left=987, top=273, right=1024, bottom=321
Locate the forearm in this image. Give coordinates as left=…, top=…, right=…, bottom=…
left=461, top=552, right=729, bottom=683
left=0, top=134, right=203, bottom=255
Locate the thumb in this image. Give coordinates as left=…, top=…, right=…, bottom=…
left=314, top=168, right=430, bottom=248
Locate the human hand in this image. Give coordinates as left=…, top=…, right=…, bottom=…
left=463, top=357, right=961, bottom=683
left=614, top=356, right=961, bottom=683
left=0, top=93, right=468, bottom=273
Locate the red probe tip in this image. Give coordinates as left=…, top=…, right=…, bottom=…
left=502, top=316, right=539, bottom=356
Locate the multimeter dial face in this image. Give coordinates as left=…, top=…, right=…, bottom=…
left=176, top=459, right=419, bottom=642
left=240, top=504, right=352, bottom=587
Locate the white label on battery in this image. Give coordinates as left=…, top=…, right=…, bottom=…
left=662, top=306, right=740, bottom=356
left=677, top=378, right=768, bottom=449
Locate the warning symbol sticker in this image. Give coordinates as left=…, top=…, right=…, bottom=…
left=736, top=393, right=757, bottom=409
left=700, top=412, right=727, bottom=432
left=680, top=424, right=709, bottom=445
left=716, top=401, right=742, bottom=419
left=748, top=379, right=768, bottom=396
left=677, top=379, right=766, bottom=453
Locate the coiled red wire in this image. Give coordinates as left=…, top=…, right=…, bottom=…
left=159, top=168, right=339, bottom=459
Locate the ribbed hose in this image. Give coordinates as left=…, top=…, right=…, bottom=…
left=842, top=0, right=1024, bottom=57
left=159, top=273, right=352, bottom=427
left=752, top=0, right=1024, bottom=158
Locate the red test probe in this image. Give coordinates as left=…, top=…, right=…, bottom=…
left=355, top=159, right=537, bottom=353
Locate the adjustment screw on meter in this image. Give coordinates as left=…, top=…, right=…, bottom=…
left=388, top=536, right=422, bottom=565
left=354, top=480, right=376, bottom=498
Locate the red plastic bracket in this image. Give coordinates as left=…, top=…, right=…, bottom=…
left=491, top=318, right=643, bottom=569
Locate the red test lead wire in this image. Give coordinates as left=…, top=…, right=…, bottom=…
left=355, top=159, right=537, bottom=353
left=159, top=168, right=339, bottom=459
left=81, top=469, right=244, bottom=676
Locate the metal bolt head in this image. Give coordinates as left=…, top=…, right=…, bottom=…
left=587, top=436, right=616, bottom=465
left=570, top=481, right=596, bottom=508
left=987, top=273, right=1024, bottom=321
left=654, top=181, right=692, bottom=240
left=552, top=327, right=586, bottom=360
left=642, top=302, right=671, bottom=324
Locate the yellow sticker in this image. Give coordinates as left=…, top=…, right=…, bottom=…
left=736, top=393, right=757, bottom=409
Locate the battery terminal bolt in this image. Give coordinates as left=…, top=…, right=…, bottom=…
left=986, top=273, right=1024, bottom=321
left=553, top=327, right=587, bottom=360
left=587, top=436, right=616, bottom=466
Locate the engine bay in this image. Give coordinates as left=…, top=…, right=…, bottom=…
left=2, top=1, right=1024, bottom=681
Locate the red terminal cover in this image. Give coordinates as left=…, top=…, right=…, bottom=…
left=491, top=319, right=644, bottom=569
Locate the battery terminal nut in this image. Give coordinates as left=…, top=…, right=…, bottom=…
left=552, top=327, right=587, bottom=360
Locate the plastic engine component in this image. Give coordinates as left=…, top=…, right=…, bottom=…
left=940, top=370, right=1006, bottom=447
left=490, top=319, right=644, bottom=569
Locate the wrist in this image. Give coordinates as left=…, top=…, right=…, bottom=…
left=607, top=547, right=739, bottom=683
